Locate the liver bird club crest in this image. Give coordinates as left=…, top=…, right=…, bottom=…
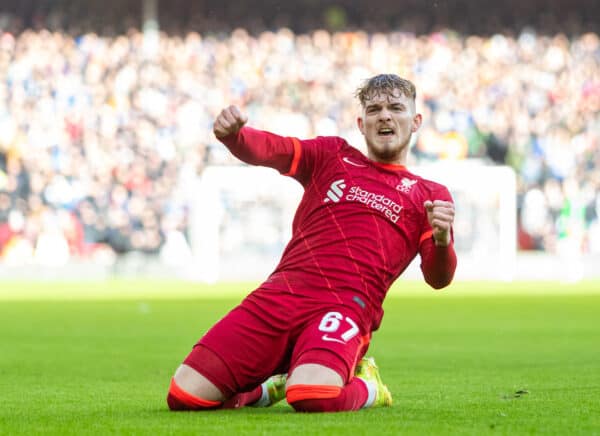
left=396, top=177, right=417, bottom=193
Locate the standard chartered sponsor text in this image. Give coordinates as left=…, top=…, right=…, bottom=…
left=346, top=186, right=403, bottom=223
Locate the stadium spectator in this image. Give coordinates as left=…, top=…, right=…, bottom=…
left=0, top=8, right=597, bottom=268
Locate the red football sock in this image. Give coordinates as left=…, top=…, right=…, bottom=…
left=221, top=385, right=264, bottom=409
left=286, top=379, right=368, bottom=412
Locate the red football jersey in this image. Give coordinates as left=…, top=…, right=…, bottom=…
left=221, top=127, right=455, bottom=333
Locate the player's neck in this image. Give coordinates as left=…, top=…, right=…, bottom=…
left=367, top=149, right=408, bottom=167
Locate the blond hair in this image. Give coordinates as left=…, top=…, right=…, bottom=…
left=355, top=74, right=416, bottom=106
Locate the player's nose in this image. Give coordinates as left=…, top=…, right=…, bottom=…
left=378, top=109, right=392, bottom=121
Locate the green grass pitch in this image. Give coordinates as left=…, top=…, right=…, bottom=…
left=1, top=280, right=599, bottom=435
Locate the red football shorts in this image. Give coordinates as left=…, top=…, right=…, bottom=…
left=182, top=291, right=370, bottom=397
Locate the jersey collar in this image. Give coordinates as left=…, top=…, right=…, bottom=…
left=372, top=162, right=407, bottom=172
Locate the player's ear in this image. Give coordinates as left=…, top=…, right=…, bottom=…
left=411, top=113, right=422, bottom=133
left=357, top=116, right=365, bottom=134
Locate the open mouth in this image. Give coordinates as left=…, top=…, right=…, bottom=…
left=377, top=127, right=395, bottom=136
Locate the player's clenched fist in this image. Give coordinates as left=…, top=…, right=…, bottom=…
left=213, top=105, right=248, bottom=138
left=424, top=200, right=454, bottom=247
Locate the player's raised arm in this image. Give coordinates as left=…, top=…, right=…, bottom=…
left=419, top=200, right=457, bottom=289
left=213, top=105, right=297, bottom=174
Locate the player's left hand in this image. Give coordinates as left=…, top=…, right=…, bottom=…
left=424, top=200, right=454, bottom=247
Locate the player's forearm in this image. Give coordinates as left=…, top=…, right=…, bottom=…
left=219, top=126, right=294, bottom=173
left=419, top=238, right=457, bottom=289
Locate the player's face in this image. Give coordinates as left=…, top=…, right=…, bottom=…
left=357, top=90, right=422, bottom=163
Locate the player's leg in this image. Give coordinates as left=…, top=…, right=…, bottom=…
left=285, top=309, right=391, bottom=412
left=167, top=355, right=223, bottom=410
left=287, top=357, right=391, bottom=412
left=286, top=359, right=369, bottom=412
left=167, top=306, right=289, bottom=411
left=169, top=359, right=287, bottom=410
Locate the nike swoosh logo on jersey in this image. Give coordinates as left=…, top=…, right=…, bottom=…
left=342, top=157, right=368, bottom=167
left=321, top=334, right=346, bottom=344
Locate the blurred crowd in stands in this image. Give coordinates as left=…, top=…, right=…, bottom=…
left=0, top=6, right=598, bottom=266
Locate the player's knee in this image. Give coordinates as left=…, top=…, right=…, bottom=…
left=289, top=398, right=329, bottom=412
left=166, top=390, right=191, bottom=411
left=166, top=378, right=223, bottom=411
left=286, top=384, right=342, bottom=413
left=174, top=363, right=226, bottom=398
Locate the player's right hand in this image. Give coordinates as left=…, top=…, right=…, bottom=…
left=213, top=105, right=248, bottom=138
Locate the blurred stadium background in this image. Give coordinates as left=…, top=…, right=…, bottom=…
left=0, top=0, right=598, bottom=284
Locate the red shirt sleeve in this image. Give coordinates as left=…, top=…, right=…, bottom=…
left=218, top=126, right=297, bottom=174
left=419, top=238, right=457, bottom=289
left=418, top=183, right=457, bottom=289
